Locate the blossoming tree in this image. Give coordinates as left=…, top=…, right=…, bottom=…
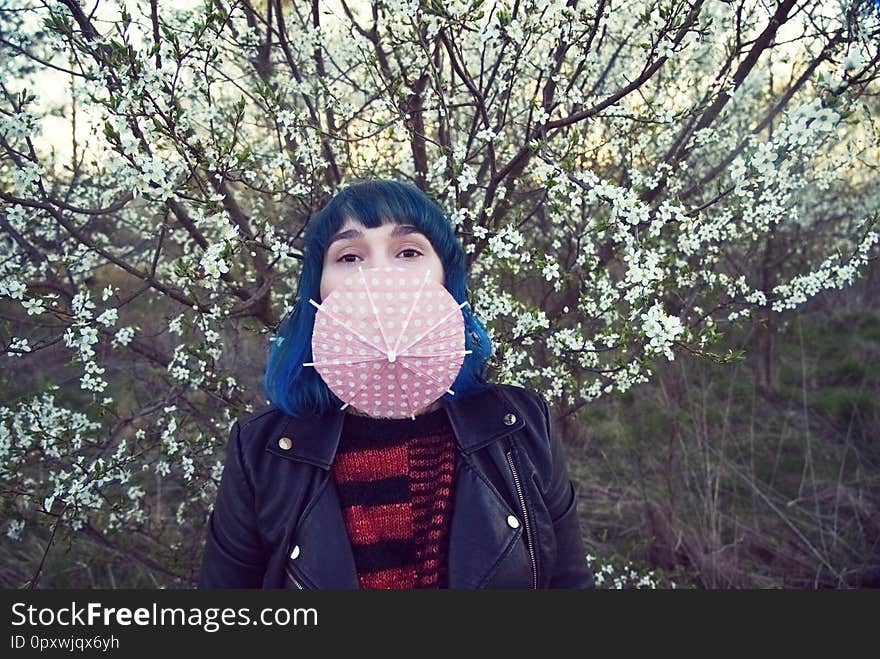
left=1, top=0, right=878, bottom=586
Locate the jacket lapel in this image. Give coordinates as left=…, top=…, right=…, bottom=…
left=445, top=452, right=525, bottom=588
left=444, top=387, right=529, bottom=587
left=442, top=385, right=525, bottom=453
left=288, top=472, right=360, bottom=589
left=264, top=404, right=347, bottom=469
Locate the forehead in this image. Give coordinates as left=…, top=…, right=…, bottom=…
left=327, top=219, right=428, bottom=246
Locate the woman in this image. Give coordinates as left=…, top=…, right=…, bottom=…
left=199, top=179, right=595, bottom=589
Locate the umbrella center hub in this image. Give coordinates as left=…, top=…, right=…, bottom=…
left=386, top=350, right=397, bottom=363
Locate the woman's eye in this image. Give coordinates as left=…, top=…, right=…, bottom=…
left=336, top=249, right=422, bottom=263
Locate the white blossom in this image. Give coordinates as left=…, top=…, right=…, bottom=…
left=1, top=277, right=26, bottom=300
left=456, top=164, right=477, bottom=191
left=641, top=302, right=684, bottom=361
left=168, top=314, right=185, bottom=336
left=7, top=337, right=31, bottom=356
left=541, top=260, right=560, bottom=281
left=96, top=308, right=118, bottom=327
left=112, top=326, right=136, bottom=348
left=5, top=519, right=25, bottom=541
left=200, top=241, right=231, bottom=279
left=21, top=297, right=45, bottom=315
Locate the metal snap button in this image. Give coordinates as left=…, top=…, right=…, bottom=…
left=503, top=413, right=517, bottom=426
left=290, top=544, right=301, bottom=560
left=278, top=436, right=293, bottom=450
left=506, top=515, right=520, bottom=529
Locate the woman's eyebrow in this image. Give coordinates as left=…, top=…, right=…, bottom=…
left=327, top=224, right=425, bottom=248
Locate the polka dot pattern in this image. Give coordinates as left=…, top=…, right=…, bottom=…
left=311, top=266, right=467, bottom=418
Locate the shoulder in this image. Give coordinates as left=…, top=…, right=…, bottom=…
left=491, top=383, right=549, bottom=425
left=235, top=403, right=284, bottom=432
left=226, top=403, right=291, bottom=458
left=489, top=383, right=560, bottom=467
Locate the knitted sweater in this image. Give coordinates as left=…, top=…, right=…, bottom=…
left=330, top=406, right=457, bottom=589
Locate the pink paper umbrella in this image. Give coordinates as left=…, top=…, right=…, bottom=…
left=304, top=265, right=472, bottom=419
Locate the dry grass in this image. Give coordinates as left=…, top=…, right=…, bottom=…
left=567, top=301, right=880, bottom=589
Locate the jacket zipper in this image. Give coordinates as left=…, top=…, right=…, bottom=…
left=285, top=565, right=306, bottom=590
left=506, top=449, right=538, bottom=589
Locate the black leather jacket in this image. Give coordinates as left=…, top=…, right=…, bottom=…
left=198, top=383, right=595, bottom=589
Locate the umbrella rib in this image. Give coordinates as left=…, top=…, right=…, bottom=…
left=337, top=365, right=389, bottom=412
left=396, top=300, right=469, bottom=357
left=398, top=349, right=472, bottom=360
left=390, top=269, right=432, bottom=358
left=392, top=364, right=418, bottom=420
left=308, top=298, right=388, bottom=355
left=357, top=265, right=393, bottom=355
left=303, top=354, right=387, bottom=368
left=397, top=359, right=456, bottom=396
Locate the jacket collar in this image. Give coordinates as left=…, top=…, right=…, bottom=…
left=265, top=384, right=525, bottom=469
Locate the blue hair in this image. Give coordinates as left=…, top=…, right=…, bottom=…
left=263, top=179, right=494, bottom=418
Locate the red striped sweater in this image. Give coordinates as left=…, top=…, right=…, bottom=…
left=331, top=406, right=457, bottom=589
